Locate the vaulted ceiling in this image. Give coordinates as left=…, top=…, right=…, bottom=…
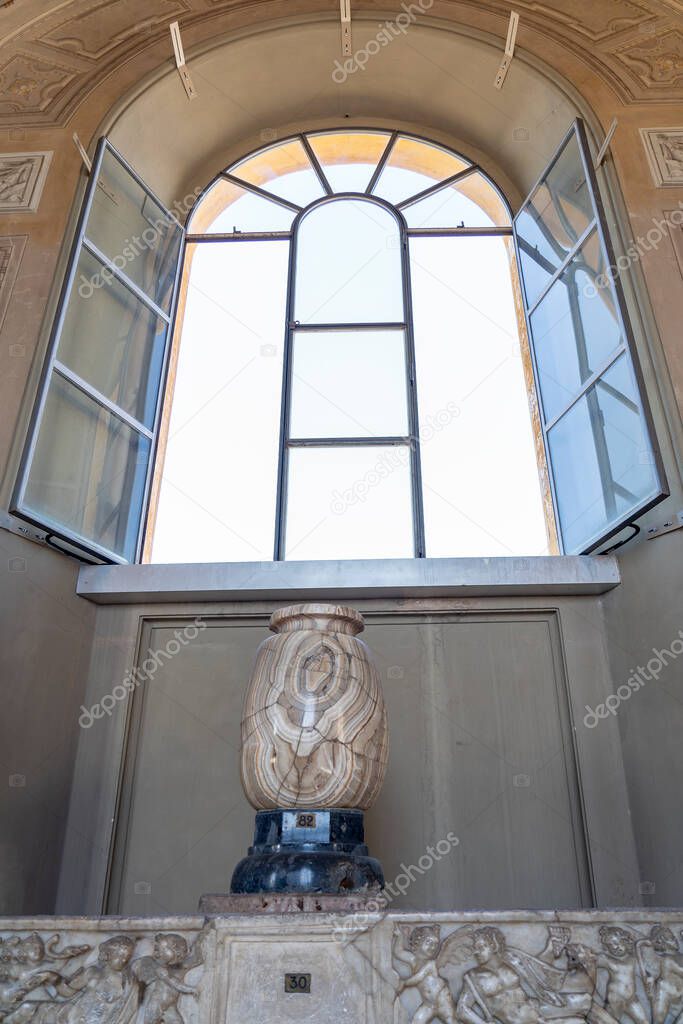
left=0, top=0, right=682, bottom=129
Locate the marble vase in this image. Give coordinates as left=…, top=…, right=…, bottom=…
left=239, top=603, right=388, bottom=810
left=231, top=603, right=388, bottom=896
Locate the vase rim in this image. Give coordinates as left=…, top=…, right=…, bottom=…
left=269, top=603, right=365, bottom=634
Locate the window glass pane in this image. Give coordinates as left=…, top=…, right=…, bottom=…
left=188, top=178, right=296, bottom=234
left=290, top=329, right=408, bottom=438
left=285, top=446, right=413, bottom=559
left=84, top=147, right=182, bottom=312
left=151, top=240, right=289, bottom=563
left=529, top=229, right=621, bottom=424
left=374, top=136, right=471, bottom=205
left=23, top=374, right=150, bottom=561
left=516, top=132, right=594, bottom=309
left=231, top=138, right=324, bottom=206
left=548, top=354, right=658, bottom=553
left=58, top=248, right=167, bottom=428
left=294, top=199, right=403, bottom=323
left=306, top=131, right=391, bottom=193
left=403, top=172, right=509, bottom=229
left=410, top=235, right=548, bottom=556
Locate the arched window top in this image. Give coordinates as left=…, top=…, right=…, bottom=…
left=294, top=197, right=404, bottom=324
left=187, top=130, right=512, bottom=235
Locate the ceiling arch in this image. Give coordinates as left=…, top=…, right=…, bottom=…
left=0, top=0, right=682, bottom=131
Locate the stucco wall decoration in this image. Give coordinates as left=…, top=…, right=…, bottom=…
left=641, top=128, right=683, bottom=184
left=0, top=152, right=51, bottom=211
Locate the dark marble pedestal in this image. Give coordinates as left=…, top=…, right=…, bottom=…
left=229, top=808, right=384, bottom=896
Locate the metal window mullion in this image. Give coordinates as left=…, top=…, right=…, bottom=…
left=401, top=218, right=426, bottom=558
left=186, top=232, right=292, bottom=243
left=300, top=133, right=333, bottom=195
left=13, top=137, right=111, bottom=512
left=287, top=436, right=411, bottom=447
left=52, top=361, right=154, bottom=439
left=81, top=237, right=171, bottom=322
left=397, top=165, right=480, bottom=209
left=524, top=219, right=597, bottom=318
left=366, top=131, right=398, bottom=195
left=405, top=229, right=511, bottom=238
left=221, top=172, right=302, bottom=213
left=274, top=220, right=298, bottom=560
left=290, top=321, right=406, bottom=332
left=541, top=347, right=627, bottom=434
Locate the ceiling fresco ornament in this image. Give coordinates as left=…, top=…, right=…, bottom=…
left=0, top=0, right=682, bottom=127
left=0, top=52, right=77, bottom=118
left=502, top=0, right=656, bottom=42
left=617, top=27, right=683, bottom=88
left=641, top=127, right=683, bottom=184
left=0, top=151, right=51, bottom=211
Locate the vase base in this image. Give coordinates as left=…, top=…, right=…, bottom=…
left=199, top=892, right=381, bottom=913
left=229, top=808, right=384, bottom=895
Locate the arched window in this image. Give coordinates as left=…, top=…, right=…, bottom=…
left=13, top=126, right=666, bottom=563
left=150, top=131, right=552, bottom=562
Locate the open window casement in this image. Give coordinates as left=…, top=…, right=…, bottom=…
left=513, top=118, right=668, bottom=555
left=12, top=123, right=668, bottom=564
left=12, top=139, right=185, bottom=563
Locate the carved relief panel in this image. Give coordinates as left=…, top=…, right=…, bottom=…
left=0, top=152, right=51, bottom=211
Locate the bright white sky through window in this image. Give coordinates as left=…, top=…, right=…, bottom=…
left=150, top=135, right=549, bottom=563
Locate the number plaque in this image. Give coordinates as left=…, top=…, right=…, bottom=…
left=281, top=809, right=330, bottom=844
left=284, top=973, right=311, bottom=993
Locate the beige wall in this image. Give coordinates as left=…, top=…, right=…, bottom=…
left=57, top=595, right=638, bottom=915
left=0, top=530, right=95, bottom=914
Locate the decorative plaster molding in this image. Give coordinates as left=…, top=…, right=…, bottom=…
left=641, top=127, right=683, bottom=185
left=617, top=28, right=683, bottom=90
left=0, top=151, right=52, bottom=211
left=0, top=0, right=681, bottom=127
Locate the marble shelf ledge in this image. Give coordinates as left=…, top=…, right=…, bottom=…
left=76, top=555, right=620, bottom=605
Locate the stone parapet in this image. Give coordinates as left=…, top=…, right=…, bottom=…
left=2, top=910, right=683, bottom=1022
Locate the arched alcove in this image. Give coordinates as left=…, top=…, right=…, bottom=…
left=102, top=17, right=589, bottom=210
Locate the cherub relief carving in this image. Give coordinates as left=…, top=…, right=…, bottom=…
left=391, top=923, right=683, bottom=1024
left=132, top=932, right=206, bottom=1024
left=392, top=924, right=459, bottom=1023
left=0, top=929, right=207, bottom=1024
left=638, top=926, right=683, bottom=1024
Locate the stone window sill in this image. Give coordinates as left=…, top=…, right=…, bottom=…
left=76, top=555, right=619, bottom=604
